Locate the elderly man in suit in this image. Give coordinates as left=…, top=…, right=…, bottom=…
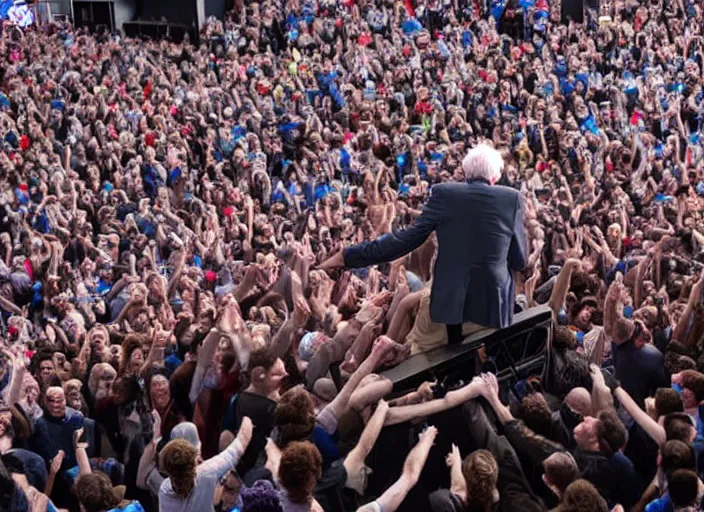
left=320, top=144, right=527, bottom=346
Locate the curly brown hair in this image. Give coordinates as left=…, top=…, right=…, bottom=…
left=161, top=439, right=198, bottom=499
left=279, top=441, right=322, bottom=505
left=517, top=393, right=552, bottom=438
left=275, top=387, right=316, bottom=448
left=463, top=450, right=498, bottom=512
left=556, top=479, right=608, bottom=512
left=75, top=472, right=121, bottom=512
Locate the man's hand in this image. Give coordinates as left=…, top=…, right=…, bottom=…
left=317, top=249, right=345, bottom=271
left=445, top=444, right=461, bottom=468
left=73, top=428, right=88, bottom=451
left=590, top=364, right=607, bottom=392
left=417, top=381, right=435, bottom=402
left=446, top=376, right=485, bottom=406
left=151, top=410, right=162, bottom=443
left=292, top=296, right=311, bottom=329
left=50, top=450, right=65, bottom=474
left=480, top=373, right=500, bottom=401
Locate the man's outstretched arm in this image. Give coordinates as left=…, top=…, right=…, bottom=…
left=320, top=187, right=446, bottom=270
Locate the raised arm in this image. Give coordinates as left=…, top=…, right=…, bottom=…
left=198, top=417, right=253, bottom=479
left=548, top=259, right=581, bottom=319
left=384, top=377, right=485, bottom=426
left=446, top=444, right=467, bottom=503
left=614, top=387, right=665, bottom=446
left=480, top=372, right=564, bottom=465
left=326, top=186, right=446, bottom=270
left=140, top=324, right=168, bottom=377
left=137, top=411, right=162, bottom=492
left=343, top=400, right=389, bottom=478
left=672, top=270, right=704, bottom=344
left=369, top=426, right=437, bottom=512
left=74, top=427, right=92, bottom=477
left=189, top=328, right=221, bottom=404
left=589, top=365, right=614, bottom=415
left=2, top=350, right=25, bottom=407
left=319, top=337, right=389, bottom=427
left=604, top=274, right=624, bottom=341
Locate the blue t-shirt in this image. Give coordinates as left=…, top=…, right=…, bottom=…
left=312, top=425, right=339, bottom=472
left=645, top=494, right=672, bottom=512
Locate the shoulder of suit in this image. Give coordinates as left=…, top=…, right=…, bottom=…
left=431, top=182, right=465, bottom=195
left=493, top=184, right=521, bottom=197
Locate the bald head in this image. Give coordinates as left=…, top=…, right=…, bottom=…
left=565, top=387, right=592, bottom=418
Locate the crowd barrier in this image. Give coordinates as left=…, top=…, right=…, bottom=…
left=381, top=304, right=552, bottom=394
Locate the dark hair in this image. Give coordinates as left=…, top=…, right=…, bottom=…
left=654, top=388, right=684, bottom=417
left=112, top=375, right=141, bottom=406
left=595, top=410, right=626, bottom=456
left=278, top=441, right=322, bottom=505
left=682, top=371, right=704, bottom=403
left=557, top=479, right=608, bottom=512
left=661, top=440, right=696, bottom=478
left=75, top=472, right=121, bottom=512
left=0, top=453, right=24, bottom=475
left=667, top=469, right=699, bottom=508
left=543, top=452, right=579, bottom=493
left=665, top=355, right=697, bottom=376
left=0, top=457, right=27, bottom=510
left=517, top=394, right=552, bottom=438
left=665, top=413, right=696, bottom=444
left=248, top=347, right=278, bottom=376
left=553, top=326, right=577, bottom=350
left=120, top=333, right=148, bottom=374
left=30, top=349, right=54, bottom=374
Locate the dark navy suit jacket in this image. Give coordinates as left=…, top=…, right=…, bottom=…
left=344, top=180, right=527, bottom=328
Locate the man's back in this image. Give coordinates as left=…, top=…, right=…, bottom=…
left=340, top=147, right=526, bottom=331
left=429, top=181, right=525, bottom=328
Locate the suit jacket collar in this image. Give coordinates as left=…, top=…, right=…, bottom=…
left=467, top=177, right=491, bottom=186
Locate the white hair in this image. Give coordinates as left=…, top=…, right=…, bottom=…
left=462, top=144, right=504, bottom=183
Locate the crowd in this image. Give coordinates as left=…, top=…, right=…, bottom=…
left=2, top=0, right=704, bottom=510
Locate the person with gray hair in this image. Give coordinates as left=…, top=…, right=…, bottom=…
left=320, top=144, right=526, bottom=347
left=462, top=144, right=505, bottom=184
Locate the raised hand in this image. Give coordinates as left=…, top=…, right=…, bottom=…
left=151, top=410, right=162, bottom=442
left=481, top=373, right=500, bottom=400
left=445, top=444, right=461, bottom=468
left=50, top=450, right=65, bottom=474
left=73, top=428, right=88, bottom=450
left=292, top=295, right=312, bottom=329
